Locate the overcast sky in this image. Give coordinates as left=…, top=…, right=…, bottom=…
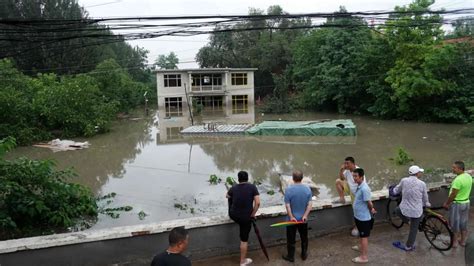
left=77, top=0, right=473, bottom=68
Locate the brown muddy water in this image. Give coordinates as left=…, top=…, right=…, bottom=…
left=6, top=107, right=474, bottom=229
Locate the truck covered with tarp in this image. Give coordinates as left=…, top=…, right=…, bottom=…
left=245, top=119, right=356, bottom=136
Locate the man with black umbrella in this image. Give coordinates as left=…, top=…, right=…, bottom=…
left=282, top=170, right=313, bottom=262
left=226, top=171, right=260, bottom=266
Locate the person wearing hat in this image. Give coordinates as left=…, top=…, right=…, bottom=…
left=392, top=165, right=431, bottom=251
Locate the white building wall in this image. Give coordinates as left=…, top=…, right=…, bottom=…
left=156, top=69, right=255, bottom=113
left=156, top=72, right=191, bottom=108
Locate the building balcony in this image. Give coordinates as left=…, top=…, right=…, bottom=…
left=190, top=85, right=226, bottom=93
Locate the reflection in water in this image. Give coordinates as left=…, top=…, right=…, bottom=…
left=6, top=107, right=474, bottom=229
left=157, top=102, right=255, bottom=143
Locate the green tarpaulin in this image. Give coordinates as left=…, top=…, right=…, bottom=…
left=245, top=119, right=356, bottom=136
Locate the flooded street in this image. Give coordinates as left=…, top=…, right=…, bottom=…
left=6, top=106, right=474, bottom=229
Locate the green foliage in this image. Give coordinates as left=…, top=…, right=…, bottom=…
left=0, top=137, right=16, bottom=158
left=261, top=73, right=293, bottom=113
left=33, top=73, right=118, bottom=137
left=448, top=17, right=474, bottom=38
left=208, top=174, right=222, bottom=185
left=101, top=206, right=133, bottom=219
left=192, top=99, right=204, bottom=115
left=0, top=58, right=153, bottom=145
left=96, top=193, right=132, bottom=219
left=91, top=59, right=149, bottom=113
left=197, top=1, right=473, bottom=122
left=196, top=5, right=310, bottom=97
left=0, top=0, right=151, bottom=82
left=226, top=176, right=237, bottom=187
left=0, top=138, right=98, bottom=240
left=173, top=203, right=195, bottom=215
left=391, top=147, right=414, bottom=165
left=288, top=1, right=473, bottom=123
left=154, top=52, right=179, bottom=69
left=292, top=8, right=379, bottom=114
left=0, top=59, right=51, bottom=144
left=1, top=2, right=156, bottom=145
left=267, top=190, right=275, bottom=195
left=138, top=210, right=148, bottom=220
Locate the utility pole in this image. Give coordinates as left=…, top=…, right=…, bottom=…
left=184, top=83, right=194, bottom=125
left=143, top=91, right=149, bottom=116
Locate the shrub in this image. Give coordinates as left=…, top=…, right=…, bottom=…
left=392, top=147, right=414, bottom=165
left=32, top=74, right=118, bottom=137
left=0, top=138, right=98, bottom=240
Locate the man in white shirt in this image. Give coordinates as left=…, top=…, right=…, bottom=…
left=392, top=165, right=431, bottom=251
left=334, top=157, right=364, bottom=204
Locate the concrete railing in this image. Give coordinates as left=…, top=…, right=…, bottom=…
left=191, top=85, right=224, bottom=92
left=0, top=183, right=452, bottom=266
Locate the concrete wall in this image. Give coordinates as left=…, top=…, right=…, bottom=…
left=0, top=185, right=451, bottom=266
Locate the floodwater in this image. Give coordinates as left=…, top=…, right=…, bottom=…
left=6, top=105, right=474, bottom=229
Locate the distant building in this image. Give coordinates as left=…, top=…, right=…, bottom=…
left=155, top=68, right=257, bottom=117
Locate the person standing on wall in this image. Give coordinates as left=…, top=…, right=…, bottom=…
left=151, top=227, right=192, bottom=266
left=334, top=156, right=365, bottom=236
left=226, top=171, right=260, bottom=266
left=443, top=161, right=473, bottom=247
left=392, top=165, right=431, bottom=251
left=351, top=168, right=376, bottom=264
left=282, top=170, right=313, bottom=262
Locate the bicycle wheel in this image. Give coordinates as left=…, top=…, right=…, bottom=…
left=423, top=215, right=453, bottom=251
left=387, top=198, right=404, bottom=229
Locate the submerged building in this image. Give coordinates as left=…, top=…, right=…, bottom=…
left=155, top=68, right=257, bottom=117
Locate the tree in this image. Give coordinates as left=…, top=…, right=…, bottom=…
left=449, top=17, right=474, bottom=38
left=0, top=0, right=150, bottom=82
left=32, top=73, right=118, bottom=137
left=154, top=52, right=179, bottom=69
left=90, top=59, right=148, bottom=112
left=291, top=7, right=385, bottom=113
left=195, top=5, right=311, bottom=97
left=364, top=0, right=474, bottom=122
left=382, top=0, right=449, bottom=120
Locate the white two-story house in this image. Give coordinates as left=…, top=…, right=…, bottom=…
left=155, top=68, right=257, bottom=117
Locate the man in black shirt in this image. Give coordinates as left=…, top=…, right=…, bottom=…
left=226, top=171, right=260, bottom=265
left=151, top=227, right=192, bottom=266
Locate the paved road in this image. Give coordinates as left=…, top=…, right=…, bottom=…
left=194, top=211, right=472, bottom=265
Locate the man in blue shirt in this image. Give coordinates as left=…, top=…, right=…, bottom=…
left=352, top=168, right=376, bottom=264
left=282, top=170, right=313, bottom=262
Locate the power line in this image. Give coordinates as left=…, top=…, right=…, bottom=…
left=1, top=8, right=472, bottom=74
left=2, top=8, right=473, bottom=24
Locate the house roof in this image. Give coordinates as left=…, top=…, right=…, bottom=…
left=154, top=68, right=258, bottom=73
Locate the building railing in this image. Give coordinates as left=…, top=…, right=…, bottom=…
left=191, top=85, right=224, bottom=92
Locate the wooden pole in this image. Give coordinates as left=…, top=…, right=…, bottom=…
left=184, top=83, right=194, bottom=125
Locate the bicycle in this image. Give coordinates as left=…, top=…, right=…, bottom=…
left=387, top=197, right=454, bottom=251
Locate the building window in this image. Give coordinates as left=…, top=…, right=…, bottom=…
left=164, top=74, right=182, bottom=87
left=166, top=127, right=184, bottom=140
left=232, top=95, right=248, bottom=114
left=165, top=97, right=183, bottom=116
left=192, top=74, right=222, bottom=91
left=193, top=96, right=223, bottom=114
left=231, top=73, right=248, bottom=86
